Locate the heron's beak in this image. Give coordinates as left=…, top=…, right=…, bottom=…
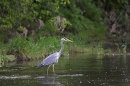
left=66, top=39, right=73, bottom=42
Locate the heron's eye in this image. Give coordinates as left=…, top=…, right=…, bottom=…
left=64, top=38, right=67, bottom=40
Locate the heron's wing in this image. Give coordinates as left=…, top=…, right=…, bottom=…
left=43, top=52, right=60, bottom=65
left=37, top=52, right=60, bottom=68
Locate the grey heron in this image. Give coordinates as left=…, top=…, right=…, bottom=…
left=37, top=37, right=73, bottom=75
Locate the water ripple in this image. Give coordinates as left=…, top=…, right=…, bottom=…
left=0, top=75, right=31, bottom=79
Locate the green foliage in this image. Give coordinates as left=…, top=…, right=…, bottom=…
left=0, top=42, right=7, bottom=55
left=1, top=0, right=130, bottom=63
left=0, top=42, right=8, bottom=63
left=0, top=0, right=107, bottom=38
left=17, top=26, right=24, bottom=32
left=59, top=0, right=106, bottom=39
left=0, top=0, right=129, bottom=38
left=0, top=0, right=68, bottom=28
left=44, top=17, right=59, bottom=34
left=7, top=37, right=70, bottom=59
left=44, top=16, right=71, bottom=34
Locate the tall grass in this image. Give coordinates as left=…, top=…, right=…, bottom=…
left=0, top=36, right=128, bottom=63
left=0, top=42, right=9, bottom=65
left=7, top=37, right=69, bottom=60
left=67, top=36, right=108, bottom=55
left=69, top=36, right=128, bottom=56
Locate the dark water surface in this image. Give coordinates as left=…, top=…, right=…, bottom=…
left=0, top=54, right=130, bottom=86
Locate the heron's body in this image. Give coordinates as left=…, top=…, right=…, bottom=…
left=37, top=38, right=72, bottom=75
left=37, top=52, right=60, bottom=68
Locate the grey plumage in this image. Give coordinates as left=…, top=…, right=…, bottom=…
left=37, top=52, right=60, bottom=68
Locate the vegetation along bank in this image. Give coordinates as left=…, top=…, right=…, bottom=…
left=0, top=0, right=130, bottom=63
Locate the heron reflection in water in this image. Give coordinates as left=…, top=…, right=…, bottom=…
left=37, top=38, right=73, bottom=75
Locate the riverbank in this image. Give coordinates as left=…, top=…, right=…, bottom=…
left=0, top=36, right=130, bottom=64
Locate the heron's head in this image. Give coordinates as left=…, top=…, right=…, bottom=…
left=61, top=38, right=73, bottom=42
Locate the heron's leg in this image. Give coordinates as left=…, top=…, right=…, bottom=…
left=47, top=65, right=51, bottom=75
left=52, top=64, right=55, bottom=74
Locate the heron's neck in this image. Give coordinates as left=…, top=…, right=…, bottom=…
left=59, top=41, right=64, bottom=55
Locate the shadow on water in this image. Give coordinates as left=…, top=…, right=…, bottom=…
left=0, top=54, right=130, bottom=86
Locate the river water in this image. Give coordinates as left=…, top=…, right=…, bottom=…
left=0, top=54, right=130, bottom=86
